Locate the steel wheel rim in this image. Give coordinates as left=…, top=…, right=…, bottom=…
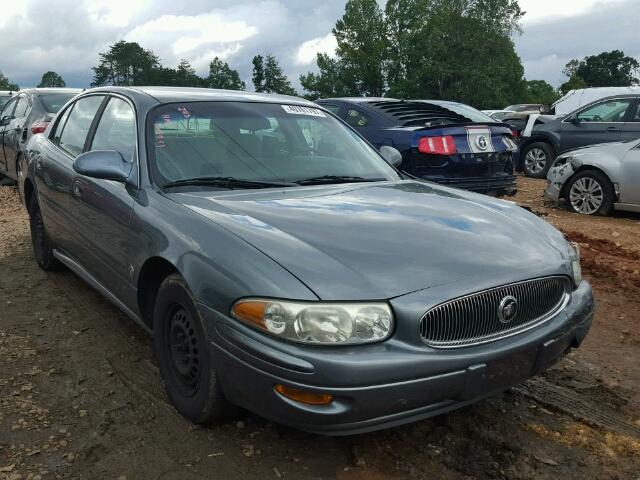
left=524, top=148, right=547, bottom=174
left=167, top=305, right=201, bottom=396
left=569, top=177, right=603, bottom=214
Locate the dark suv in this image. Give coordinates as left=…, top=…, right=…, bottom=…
left=519, top=94, right=640, bottom=177
left=316, top=98, right=518, bottom=195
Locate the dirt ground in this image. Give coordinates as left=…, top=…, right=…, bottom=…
left=1, top=177, right=639, bottom=480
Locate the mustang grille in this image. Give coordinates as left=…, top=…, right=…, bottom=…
left=419, top=277, right=571, bottom=348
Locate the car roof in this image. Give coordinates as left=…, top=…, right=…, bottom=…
left=87, top=86, right=317, bottom=107
left=19, top=88, right=84, bottom=95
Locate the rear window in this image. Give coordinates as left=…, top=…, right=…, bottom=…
left=430, top=102, right=496, bottom=123
left=41, top=93, right=76, bottom=113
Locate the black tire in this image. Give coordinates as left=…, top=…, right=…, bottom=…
left=565, top=170, right=614, bottom=216
left=153, top=273, right=236, bottom=424
left=522, top=142, right=555, bottom=178
left=28, top=195, right=63, bottom=271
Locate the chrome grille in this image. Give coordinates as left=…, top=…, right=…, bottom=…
left=419, top=277, right=571, bottom=348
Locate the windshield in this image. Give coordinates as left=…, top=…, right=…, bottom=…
left=40, top=93, right=77, bottom=113
left=148, top=102, right=400, bottom=188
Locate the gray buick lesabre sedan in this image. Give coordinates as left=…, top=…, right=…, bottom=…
left=23, top=87, right=594, bottom=435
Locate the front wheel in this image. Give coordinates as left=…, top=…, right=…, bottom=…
left=153, top=274, right=236, bottom=424
left=566, top=170, right=614, bottom=216
left=522, top=142, right=555, bottom=178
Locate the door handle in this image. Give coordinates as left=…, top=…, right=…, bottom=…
left=72, top=180, right=83, bottom=197
left=605, top=126, right=619, bottom=132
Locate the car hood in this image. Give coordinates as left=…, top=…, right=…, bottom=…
left=559, top=140, right=631, bottom=158
left=167, top=181, right=571, bottom=300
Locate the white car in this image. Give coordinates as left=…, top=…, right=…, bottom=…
left=545, top=140, right=640, bottom=215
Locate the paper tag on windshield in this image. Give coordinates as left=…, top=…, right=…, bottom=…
left=281, top=105, right=326, bottom=117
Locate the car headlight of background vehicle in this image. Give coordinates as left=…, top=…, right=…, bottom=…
left=569, top=242, right=582, bottom=287
left=231, top=299, right=393, bottom=345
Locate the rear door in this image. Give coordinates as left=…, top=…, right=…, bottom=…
left=559, top=98, right=634, bottom=152
left=0, top=97, right=17, bottom=175
left=619, top=142, right=640, bottom=205
left=35, top=94, right=106, bottom=256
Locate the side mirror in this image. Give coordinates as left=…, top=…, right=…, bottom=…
left=73, top=150, right=132, bottom=182
left=570, top=116, right=582, bottom=125
left=380, top=145, right=403, bottom=168
left=0, top=116, right=10, bottom=127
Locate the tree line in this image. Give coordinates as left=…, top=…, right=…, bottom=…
left=0, top=0, right=638, bottom=109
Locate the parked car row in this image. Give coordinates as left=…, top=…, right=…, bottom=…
left=14, top=86, right=593, bottom=434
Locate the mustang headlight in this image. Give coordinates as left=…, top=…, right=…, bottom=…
left=231, top=299, right=393, bottom=345
left=569, top=242, right=582, bottom=287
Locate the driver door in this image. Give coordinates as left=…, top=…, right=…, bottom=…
left=559, top=98, right=633, bottom=152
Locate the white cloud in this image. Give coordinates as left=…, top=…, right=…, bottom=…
left=295, top=33, right=337, bottom=65
left=519, top=0, right=626, bottom=23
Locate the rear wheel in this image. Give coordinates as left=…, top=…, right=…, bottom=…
left=522, top=142, right=555, bottom=178
left=566, top=170, right=614, bottom=216
left=28, top=195, right=62, bottom=271
left=153, top=274, right=236, bottom=424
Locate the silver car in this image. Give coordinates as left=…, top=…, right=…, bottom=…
left=545, top=140, right=640, bottom=215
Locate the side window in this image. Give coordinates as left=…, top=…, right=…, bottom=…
left=57, top=96, right=104, bottom=157
left=90, top=97, right=136, bottom=161
left=344, top=108, right=370, bottom=128
left=576, top=99, right=633, bottom=123
left=13, top=96, right=30, bottom=118
left=51, top=106, right=72, bottom=144
left=320, top=103, right=341, bottom=115
left=628, top=102, right=640, bottom=122
left=1, top=98, right=17, bottom=119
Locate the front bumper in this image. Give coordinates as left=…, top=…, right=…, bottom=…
left=199, top=281, right=594, bottom=435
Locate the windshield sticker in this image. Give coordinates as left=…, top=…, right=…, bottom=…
left=281, top=105, right=326, bottom=118
left=177, top=106, right=191, bottom=119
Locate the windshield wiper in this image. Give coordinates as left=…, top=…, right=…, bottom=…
left=295, top=175, right=386, bottom=186
left=162, top=176, right=297, bottom=190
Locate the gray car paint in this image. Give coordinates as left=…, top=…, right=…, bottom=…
left=545, top=140, right=640, bottom=212
left=24, top=86, right=595, bottom=434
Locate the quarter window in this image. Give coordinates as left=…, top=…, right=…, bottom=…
left=90, top=97, right=136, bottom=161
left=629, top=102, right=640, bottom=122
left=575, top=99, right=633, bottom=123
left=344, top=108, right=370, bottom=128
left=0, top=97, right=17, bottom=119
left=57, top=96, right=104, bottom=157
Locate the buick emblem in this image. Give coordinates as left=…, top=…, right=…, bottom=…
left=476, top=135, right=488, bottom=150
left=498, top=296, right=518, bottom=324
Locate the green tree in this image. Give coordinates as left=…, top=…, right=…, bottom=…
left=559, top=74, right=587, bottom=95
left=254, top=54, right=296, bottom=95
left=173, top=59, right=202, bottom=87
left=37, top=71, right=66, bottom=88
left=0, top=71, right=19, bottom=90
left=332, top=0, right=389, bottom=96
left=524, top=79, right=559, bottom=105
left=206, top=57, right=245, bottom=90
left=300, top=53, right=358, bottom=99
left=252, top=55, right=266, bottom=92
left=91, top=41, right=161, bottom=86
left=564, top=50, right=639, bottom=88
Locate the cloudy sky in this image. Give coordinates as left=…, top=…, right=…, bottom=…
left=0, top=0, right=636, bottom=91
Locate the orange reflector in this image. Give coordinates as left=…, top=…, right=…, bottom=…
left=275, top=384, right=334, bottom=405
left=231, top=301, right=267, bottom=329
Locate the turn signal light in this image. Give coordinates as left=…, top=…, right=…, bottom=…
left=275, top=384, right=334, bottom=405
left=417, top=135, right=457, bottom=155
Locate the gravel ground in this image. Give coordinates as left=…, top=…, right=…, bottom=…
left=0, top=177, right=639, bottom=480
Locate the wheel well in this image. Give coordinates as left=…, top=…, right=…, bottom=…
left=521, top=137, right=556, bottom=154
left=23, top=178, right=34, bottom=211
left=560, top=166, right=617, bottom=201
left=137, top=257, right=179, bottom=329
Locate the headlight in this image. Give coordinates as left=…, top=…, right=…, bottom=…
left=570, top=242, right=582, bottom=287
left=231, top=299, right=393, bottom=345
